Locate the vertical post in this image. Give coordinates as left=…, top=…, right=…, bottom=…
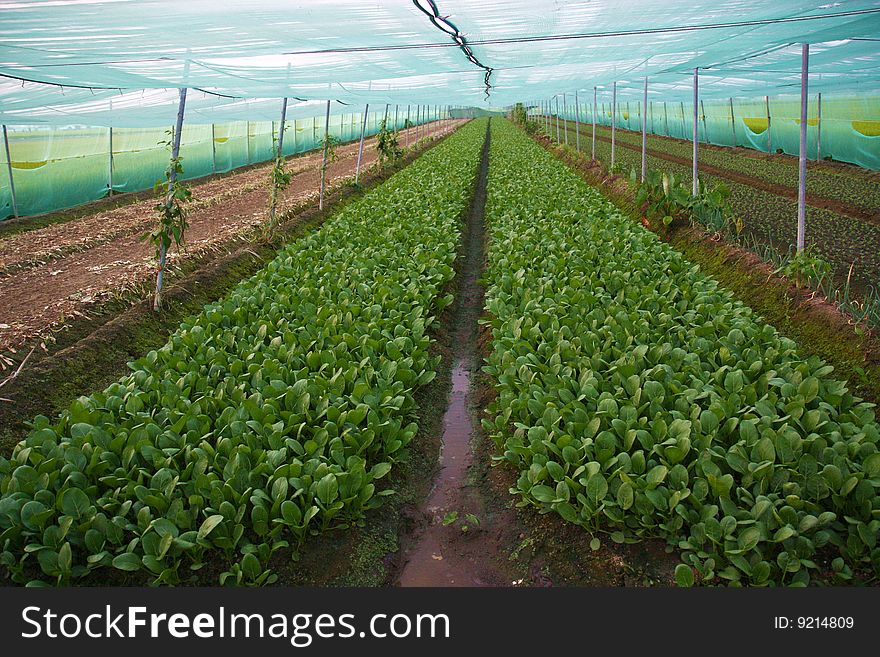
left=555, top=96, right=560, bottom=143
left=765, top=95, right=772, bottom=154
left=611, top=82, right=617, bottom=170
left=563, top=94, right=569, bottom=146
left=269, top=96, right=289, bottom=227
left=246, top=120, right=251, bottom=164
left=406, top=104, right=411, bottom=147
left=395, top=104, right=399, bottom=131
left=664, top=101, right=669, bottom=135
left=729, top=97, right=736, bottom=146
left=797, top=43, right=809, bottom=253
left=276, top=97, right=288, bottom=155
left=355, top=103, right=369, bottom=185
left=650, top=100, right=654, bottom=134
left=592, top=87, right=597, bottom=160
left=692, top=68, right=699, bottom=196
left=2, top=125, right=18, bottom=219
left=154, top=87, right=187, bottom=311
left=211, top=123, right=216, bottom=173
left=108, top=126, right=114, bottom=194
left=641, top=76, right=648, bottom=182
left=319, top=99, right=331, bottom=210
left=700, top=99, right=708, bottom=143
left=816, top=92, right=822, bottom=162
left=574, top=91, right=581, bottom=152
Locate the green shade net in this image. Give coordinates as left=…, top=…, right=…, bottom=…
left=0, top=104, right=436, bottom=218
left=0, top=0, right=878, bottom=218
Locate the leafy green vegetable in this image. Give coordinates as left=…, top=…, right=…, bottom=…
left=0, top=119, right=488, bottom=586
left=484, top=119, right=880, bottom=586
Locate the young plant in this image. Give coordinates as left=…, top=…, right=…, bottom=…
left=145, top=130, right=192, bottom=310
left=376, top=119, right=402, bottom=167
left=266, top=135, right=292, bottom=234
left=634, top=170, right=690, bottom=228
left=775, top=247, right=833, bottom=288
left=689, top=179, right=743, bottom=237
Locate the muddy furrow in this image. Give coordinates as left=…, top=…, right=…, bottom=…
left=397, top=120, right=510, bottom=587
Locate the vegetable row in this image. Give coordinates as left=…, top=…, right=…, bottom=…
left=483, top=119, right=880, bottom=585
left=0, top=119, right=487, bottom=586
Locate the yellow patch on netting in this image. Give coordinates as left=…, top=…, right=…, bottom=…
left=213, top=137, right=230, bottom=143
left=794, top=119, right=820, bottom=126
left=622, top=112, right=629, bottom=120
left=852, top=120, right=880, bottom=137
left=743, top=118, right=769, bottom=134
left=11, top=160, right=47, bottom=170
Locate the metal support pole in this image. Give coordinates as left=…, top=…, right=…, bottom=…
left=692, top=68, right=699, bottom=196
left=816, top=92, right=822, bottom=162
left=2, top=125, right=18, bottom=218
left=729, top=97, right=736, bottom=145
left=108, top=126, right=114, bottom=194
left=700, top=99, right=708, bottom=143
left=641, top=77, right=648, bottom=182
left=269, top=97, right=289, bottom=227
left=574, top=91, right=581, bottom=152
left=154, top=87, right=187, bottom=311
left=319, top=99, right=331, bottom=210
left=246, top=120, right=251, bottom=164
left=355, top=103, right=369, bottom=185
left=765, top=95, right=772, bottom=154
left=664, top=101, right=669, bottom=135
left=611, top=82, right=617, bottom=170
left=276, top=97, right=288, bottom=155
left=555, top=96, right=560, bottom=143
left=563, top=94, right=569, bottom=146
left=592, top=87, right=597, bottom=160
left=797, top=44, right=809, bottom=252
left=211, top=123, right=216, bottom=173
left=395, top=104, right=399, bottom=131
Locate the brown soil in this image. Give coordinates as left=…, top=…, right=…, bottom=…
left=0, top=120, right=465, bottom=357
left=591, top=132, right=879, bottom=224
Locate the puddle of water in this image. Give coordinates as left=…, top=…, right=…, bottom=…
left=397, top=359, right=476, bottom=586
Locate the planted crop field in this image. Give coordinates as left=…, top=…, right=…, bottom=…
left=482, top=120, right=880, bottom=586
left=0, top=120, right=486, bottom=585
left=555, top=119, right=880, bottom=297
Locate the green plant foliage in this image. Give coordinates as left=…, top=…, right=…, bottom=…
left=144, top=131, right=192, bottom=308
left=634, top=170, right=691, bottom=228
left=266, top=136, right=293, bottom=233
left=776, top=248, right=833, bottom=289
left=0, top=119, right=488, bottom=586
left=483, top=119, right=880, bottom=587
left=376, top=119, right=403, bottom=167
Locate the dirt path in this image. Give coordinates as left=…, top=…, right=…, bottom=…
left=396, top=121, right=514, bottom=587
left=0, top=120, right=465, bottom=354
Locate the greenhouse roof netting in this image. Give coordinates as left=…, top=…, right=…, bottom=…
left=0, top=0, right=879, bottom=126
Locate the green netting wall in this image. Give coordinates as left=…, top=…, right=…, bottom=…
left=555, top=94, right=880, bottom=170
left=0, top=108, right=434, bottom=220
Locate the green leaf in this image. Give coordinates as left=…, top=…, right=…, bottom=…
left=675, top=564, right=695, bottom=587
left=111, top=553, right=141, bottom=572
left=60, top=488, right=91, bottom=519
left=197, top=514, right=224, bottom=540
